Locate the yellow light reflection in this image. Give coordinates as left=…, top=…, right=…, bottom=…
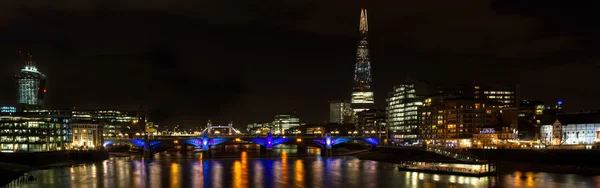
left=281, top=151, right=288, bottom=187
left=526, top=172, right=535, bottom=187
left=171, top=163, right=180, bottom=188
left=196, top=159, right=204, bottom=187
left=233, top=161, right=242, bottom=188
left=241, top=152, right=249, bottom=187
left=295, top=160, right=305, bottom=188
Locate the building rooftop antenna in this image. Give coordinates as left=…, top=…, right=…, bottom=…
left=18, top=50, right=26, bottom=66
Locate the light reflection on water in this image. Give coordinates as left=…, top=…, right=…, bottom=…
left=19, top=150, right=600, bottom=188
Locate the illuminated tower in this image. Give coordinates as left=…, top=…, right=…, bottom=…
left=351, top=9, right=375, bottom=113
left=16, top=50, right=46, bottom=110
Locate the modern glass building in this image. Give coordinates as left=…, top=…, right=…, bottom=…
left=386, top=85, right=423, bottom=141
left=0, top=110, right=72, bottom=152
left=16, top=57, right=46, bottom=110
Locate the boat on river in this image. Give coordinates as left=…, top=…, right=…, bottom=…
left=397, top=160, right=496, bottom=177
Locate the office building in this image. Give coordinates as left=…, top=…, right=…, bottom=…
left=419, top=98, right=503, bottom=147
left=355, top=109, right=386, bottom=136
left=273, top=114, right=300, bottom=135
left=16, top=52, right=46, bottom=110
left=0, top=106, right=16, bottom=113
left=435, top=84, right=519, bottom=107
left=351, top=9, right=375, bottom=113
left=0, top=110, right=72, bottom=152
left=72, top=120, right=103, bottom=149
left=247, top=122, right=272, bottom=135
left=70, top=109, right=137, bottom=138
left=329, top=100, right=353, bottom=124
left=386, top=84, right=423, bottom=141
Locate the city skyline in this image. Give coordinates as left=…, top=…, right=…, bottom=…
left=0, top=1, right=598, bottom=129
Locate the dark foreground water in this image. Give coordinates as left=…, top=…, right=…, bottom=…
left=18, top=148, right=600, bottom=188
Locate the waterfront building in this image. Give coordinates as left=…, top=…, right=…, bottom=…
left=247, top=123, right=272, bottom=135
left=351, top=9, right=375, bottom=113
left=0, top=110, right=72, bottom=152
left=78, top=110, right=137, bottom=138
left=355, top=109, right=387, bottom=139
left=72, top=121, right=103, bottom=149
left=272, top=114, right=300, bottom=135
left=419, top=98, right=503, bottom=148
left=16, top=52, right=46, bottom=110
left=386, top=84, right=424, bottom=142
left=472, top=111, right=519, bottom=148
left=540, top=112, right=600, bottom=146
left=329, top=100, right=353, bottom=124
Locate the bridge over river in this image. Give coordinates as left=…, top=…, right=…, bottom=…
left=104, top=132, right=379, bottom=158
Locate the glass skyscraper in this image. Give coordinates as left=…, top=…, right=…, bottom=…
left=16, top=52, right=46, bottom=110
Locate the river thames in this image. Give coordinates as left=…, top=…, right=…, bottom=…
left=19, top=147, right=600, bottom=188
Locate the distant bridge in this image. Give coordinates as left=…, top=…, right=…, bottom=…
left=104, top=132, right=379, bottom=157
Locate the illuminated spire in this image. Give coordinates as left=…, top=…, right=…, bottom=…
left=359, top=9, right=368, bottom=34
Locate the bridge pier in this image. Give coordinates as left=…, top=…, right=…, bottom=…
left=201, top=147, right=211, bottom=158
left=144, top=135, right=152, bottom=159
left=296, top=145, right=307, bottom=155
left=321, top=147, right=332, bottom=157
left=260, top=145, right=273, bottom=157
left=319, top=133, right=333, bottom=157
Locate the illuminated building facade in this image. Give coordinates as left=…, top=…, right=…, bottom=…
left=16, top=52, right=46, bottom=110
left=540, top=112, right=600, bottom=145
left=435, top=84, right=518, bottom=108
left=329, top=100, right=353, bottom=124
left=355, top=109, right=386, bottom=136
left=386, top=85, right=423, bottom=141
left=273, top=114, right=300, bottom=135
left=0, top=110, right=72, bottom=152
left=351, top=9, right=375, bottom=113
left=72, top=121, right=103, bottom=149
left=247, top=122, right=272, bottom=135
left=419, top=98, right=503, bottom=147
left=72, top=110, right=137, bottom=138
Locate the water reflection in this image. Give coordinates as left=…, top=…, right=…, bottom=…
left=20, top=154, right=600, bottom=188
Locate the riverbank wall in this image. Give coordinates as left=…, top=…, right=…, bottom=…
left=356, top=147, right=600, bottom=175
left=0, top=150, right=109, bottom=167
left=355, top=147, right=460, bottom=163
left=465, top=149, right=600, bottom=167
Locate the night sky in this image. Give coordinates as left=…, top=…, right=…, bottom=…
left=0, top=1, right=598, bottom=129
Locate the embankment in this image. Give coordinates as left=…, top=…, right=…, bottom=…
left=356, top=147, right=600, bottom=175
left=355, top=147, right=460, bottom=163
left=465, top=149, right=600, bottom=168
left=0, top=150, right=109, bottom=186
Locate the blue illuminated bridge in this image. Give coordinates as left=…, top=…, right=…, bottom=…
left=103, top=132, right=379, bottom=157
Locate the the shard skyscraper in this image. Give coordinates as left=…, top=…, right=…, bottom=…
left=351, top=9, right=375, bottom=113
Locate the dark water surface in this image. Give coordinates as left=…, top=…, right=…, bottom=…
left=20, top=148, right=600, bottom=188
